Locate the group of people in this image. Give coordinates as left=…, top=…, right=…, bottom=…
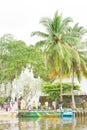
left=27, top=101, right=41, bottom=111
left=25, top=100, right=57, bottom=111
left=0, top=98, right=26, bottom=111
left=1, top=100, right=17, bottom=111
left=70, top=99, right=87, bottom=110
left=27, top=100, right=59, bottom=111
left=0, top=98, right=63, bottom=111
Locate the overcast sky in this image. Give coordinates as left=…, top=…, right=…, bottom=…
left=0, top=0, right=87, bottom=45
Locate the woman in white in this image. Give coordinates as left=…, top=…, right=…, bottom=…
left=45, top=101, right=48, bottom=111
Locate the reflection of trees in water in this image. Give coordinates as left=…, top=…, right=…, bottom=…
left=1, top=117, right=87, bottom=130
left=19, top=117, right=76, bottom=130
left=38, top=118, right=58, bottom=130
left=76, top=117, right=87, bottom=128
left=59, top=117, right=76, bottom=130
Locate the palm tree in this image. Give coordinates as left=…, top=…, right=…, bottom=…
left=68, top=24, right=87, bottom=108
left=31, top=11, right=87, bottom=103
left=70, top=50, right=87, bottom=108
left=31, top=11, right=73, bottom=102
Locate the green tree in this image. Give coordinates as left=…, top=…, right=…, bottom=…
left=26, top=45, right=49, bottom=81
left=0, top=34, right=48, bottom=98
left=42, top=82, right=80, bottom=101
left=0, top=37, right=29, bottom=82
left=31, top=11, right=85, bottom=103
left=0, top=34, right=31, bottom=97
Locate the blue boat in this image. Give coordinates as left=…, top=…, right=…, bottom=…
left=60, top=109, right=75, bottom=118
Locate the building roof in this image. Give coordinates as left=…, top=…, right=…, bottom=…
left=62, top=90, right=87, bottom=96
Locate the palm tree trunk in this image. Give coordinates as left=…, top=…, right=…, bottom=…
left=10, top=80, right=13, bottom=98
left=60, top=66, right=62, bottom=102
left=71, top=67, right=76, bottom=109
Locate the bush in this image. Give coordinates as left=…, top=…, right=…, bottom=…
left=0, top=97, right=5, bottom=105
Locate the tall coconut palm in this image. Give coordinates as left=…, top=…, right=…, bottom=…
left=31, top=11, right=74, bottom=102
left=67, top=24, right=87, bottom=108
left=31, top=11, right=87, bottom=102
left=71, top=50, right=87, bottom=108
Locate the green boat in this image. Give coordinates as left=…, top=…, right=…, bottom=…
left=18, top=109, right=75, bottom=118
left=18, top=111, right=61, bottom=117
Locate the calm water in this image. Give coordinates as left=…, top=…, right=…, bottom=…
left=0, top=116, right=87, bottom=130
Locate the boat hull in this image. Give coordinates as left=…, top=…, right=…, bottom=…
left=18, top=111, right=61, bottom=117
left=18, top=109, right=75, bottom=118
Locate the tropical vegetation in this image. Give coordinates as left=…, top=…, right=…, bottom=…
left=42, top=82, right=80, bottom=101
left=0, top=11, right=87, bottom=109
left=31, top=11, right=87, bottom=108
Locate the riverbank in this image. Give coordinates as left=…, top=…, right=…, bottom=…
left=75, top=108, right=87, bottom=117
left=0, top=108, right=87, bottom=118
left=0, top=110, right=18, bottom=118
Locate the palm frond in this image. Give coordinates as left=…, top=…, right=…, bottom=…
left=52, top=12, right=62, bottom=33
left=31, top=31, right=48, bottom=38
left=80, top=58, right=87, bottom=73
left=73, top=23, right=87, bottom=36
left=35, top=40, right=47, bottom=47
left=60, top=17, right=73, bottom=33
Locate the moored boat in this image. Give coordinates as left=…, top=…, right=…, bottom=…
left=62, top=109, right=75, bottom=118
left=18, top=109, right=75, bottom=118
left=18, top=110, right=61, bottom=117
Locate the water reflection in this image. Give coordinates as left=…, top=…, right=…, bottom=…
left=16, top=117, right=75, bottom=130
left=0, top=117, right=19, bottom=130
left=76, top=117, right=87, bottom=130
left=0, top=117, right=87, bottom=130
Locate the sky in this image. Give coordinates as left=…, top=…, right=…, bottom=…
left=0, top=0, right=87, bottom=90
left=0, top=0, right=87, bottom=45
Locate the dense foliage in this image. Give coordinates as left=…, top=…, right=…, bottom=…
left=0, top=34, right=49, bottom=83
left=0, top=11, right=87, bottom=104
left=42, top=82, right=80, bottom=100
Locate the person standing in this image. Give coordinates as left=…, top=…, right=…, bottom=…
left=38, top=101, right=41, bottom=111
left=70, top=101, right=73, bottom=109
left=52, top=101, right=56, bottom=110
left=45, top=101, right=48, bottom=111
left=82, top=99, right=86, bottom=110
left=18, top=99, right=21, bottom=110
left=27, top=100, right=32, bottom=111
left=58, top=101, right=63, bottom=111
left=32, top=101, right=36, bottom=111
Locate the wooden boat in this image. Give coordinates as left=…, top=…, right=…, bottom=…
left=18, top=109, right=75, bottom=118
left=18, top=110, right=61, bottom=117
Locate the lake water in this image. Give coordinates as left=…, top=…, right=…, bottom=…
left=0, top=116, right=87, bottom=130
